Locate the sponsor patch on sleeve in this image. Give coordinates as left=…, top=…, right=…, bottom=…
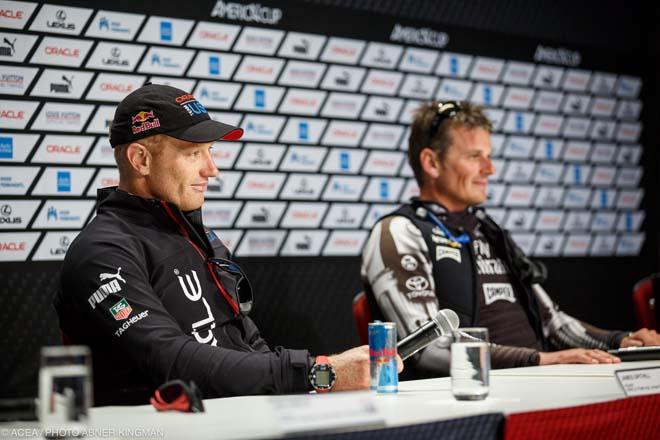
left=436, top=246, right=461, bottom=263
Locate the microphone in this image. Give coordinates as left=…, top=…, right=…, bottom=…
left=397, top=309, right=460, bottom=360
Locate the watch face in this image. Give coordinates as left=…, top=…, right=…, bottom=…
left=310, top=363, right=336, bottom=391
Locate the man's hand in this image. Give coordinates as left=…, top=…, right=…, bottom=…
left=538, top=348, right=620, bottom=365
left=620, top=328, right=660, bottom=347
left=328, top=345, right=404, bottom=391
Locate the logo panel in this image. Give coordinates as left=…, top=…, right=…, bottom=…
left=616, top=122, right=642, bottom=143
left=234, top=230, right=286, bottom=257
left=590, top=72, right=617, bottom=96
left=235, top=201, right=286, bottom=228
left=31, top=167, right=95, bottom=196
left=502, top=61, right=535, bottom=85
left=31, top=135, right=94, bottom=164
left=399, top=74, right=439, bottom=99
left=234, top=143, right=286, bottom=171
left=0, top=133, right=39, bottom=162
left=361, top=151, right=404, bottom=176
left=470, top=83, right=504, bottom=107
left=561, top=68, right=591, bottom=92
left=501, top=111, right=534, bottom=134
left=136, top=16, right=194, bottom=45
left=186, top=21, right=240, bottom=50
left=205, top=171, right=242, bottom=199
left=362, top=204, right=398, bottom=229
left=502, top=161, right=535, bottom=183
left=532, top=233, right=564, bottom=257
left=533, top=90, right=564, bottom=112
left=360, top=97, right=404, bottom=123
left=361, top=124, right=404, bottom=149
left=361, top=177, right=404, bottom=202
left=533, top=114, right=563, bottom=136
left=0, top=166, right=39, bottom=195
left=360, top=69, right=403, bottom=96
left=503, top=209, right=536, bottom=230
left=615, top=234, right=645, bottom=257
left=138, top=47, right=195, bottom=76
left=320, top=92, right=365, bottom=119
left=0, top=100, right=39, bottom=129
left=0, top=199, right=40, bottom=229
left=32, top=231, right=80, bottom=261
left=233, top=26, right=284, bottom=55
left=279, top=146, right=327, bottom=172
left=359, top=42, right=403, bottom=69
left=616, top=75, right=642, bottom=99
left=85, top=10, right=145, bottom=41
left=32, top=199, right=94, bottom=228
left=277, top=32, right=327, bottom=60
left=321, top=175, right=367, bottom=201
left=436, top=52, right=473, bottom=77
left=562, top=234, right=591, bottom=256
left=616, top=211, right=644, bottom=233
left=320, top=65, right=366, bottom=92
left=561, top=117, right=590, bottom=139
left=85, top=167, right=119, bottom=195
left=193, top=81, right=241, bottom=110
left=322, top=203, right=367, bottom=229
left=85, top=73, right=146, bottom=102
left=210, top=141, right=242, bottom=169
left=187, top=50, right=241, bottom=80
left=0, top=66, right=38, bottom=95
left=501, top=87, right=534, bottom=109
left=85, top=42, right=146, bottom=72
left=212, top=229, right=243, bottom=253
left=320, top=37, right=365, bottom=64
left=616, top=189, right=643, bottom=209
left=0, top=232, right=39, bottom=261
left=322, top=149, right=367, bottom=174
left=280, top=230, right=328, bottom=256
left=279, top=88, right=326, bottom=116
left=398, top=47, right=438, bottom=73
left=503, top=185, right=535, bottom=207
left=31, top=103, right=93, bottom=132
left=234, top=172, right=286, bottom=199
left=85, top=105, right=115, bottom=134
left=234, top=56, right=284, bottom=84
left=0, top=0, right=38, bottom=29
left=278, top=60, right=326, bottom=88
left=322, top=230, right=368, bottom=256
left=29, top=4, right=92, bottom=36
left=280, top=203, right=328, bottom=228
left=234, top=85, right=285, bottom=113
left=201, top=200, right=243, bottom=228
left=469, top=57, right=504, bottom=82
left=30, top=36, right=93, bottom=67
left=503, top=136, right=535, bottom=159
left=591, top=97, right=617, bottom=118
left=436, top=78, right=473, bottom=101
left=279, top=174, right=327, bottom=200
left=30, top=68, right=94, bottom=100
left=240, top=114, right=285, bottom=142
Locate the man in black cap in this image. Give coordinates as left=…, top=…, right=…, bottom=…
left=56, top=84, right=387, bottom=406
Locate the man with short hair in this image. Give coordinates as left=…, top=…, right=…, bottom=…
left=56, top=84, right=387, bottom=405
left=361, top=101, right=660, bottom=377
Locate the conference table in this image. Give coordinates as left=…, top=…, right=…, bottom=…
left=3, top=360, right=660, bottom=439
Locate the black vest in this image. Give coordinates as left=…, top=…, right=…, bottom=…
left=379, top=200, right=549, bottom=350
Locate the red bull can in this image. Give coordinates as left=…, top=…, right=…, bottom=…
left=368, top=322, right=398, bottom=393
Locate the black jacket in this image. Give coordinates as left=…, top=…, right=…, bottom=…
left=56, top=188, right=313, bottom=406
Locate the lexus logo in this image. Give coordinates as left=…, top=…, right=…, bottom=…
left=110, top=47, right=121, bottom=57
left=56, top=9, right=67, bottom=21
left=405, top=276, right=429, bottom=291
left=0, top=204, right=11, bottom=216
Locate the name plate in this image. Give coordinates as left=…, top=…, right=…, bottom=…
left=615, top=366, right=660, bottom=397
left=270, top=392, right=384, bottom=434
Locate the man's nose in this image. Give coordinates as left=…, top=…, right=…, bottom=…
left=482, top=157, right=495, bottom=175
left=203, top=151, right=219, bottom=177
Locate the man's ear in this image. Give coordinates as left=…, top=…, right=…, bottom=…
left=125, top=142, right=152, bottom=176
left=420, top=148, right=441, bottom=180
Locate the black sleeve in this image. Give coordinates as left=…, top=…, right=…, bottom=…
left=58, top=239, right=313, bottom=398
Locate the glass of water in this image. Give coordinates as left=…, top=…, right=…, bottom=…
left=38, top=345, right=92, bottom=438
left=450, top=327, right=490, bottom=401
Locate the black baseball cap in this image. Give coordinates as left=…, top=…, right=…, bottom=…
left=109, top=83, right=243, bottom=147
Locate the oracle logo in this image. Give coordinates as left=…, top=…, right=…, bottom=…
left=247, top=181, right=275, bottom=189
left=372, top=159, right=396, bottom=168
left=0, top=110, right=24, bottom=119
left=246, top=65, right=273, bottom=74
left=199, top=31, right=230, bottom=41
left=332, top=46, right=356, bottom=56
left=101, top=177, right=119, bottom=186
left=594, top=101, right=614, bottom=112
left=539, top=216, right=560, bottom=226
left=46, top=144, right=80, bottom=154
left=510, top=190, right=531, bottom=200
left=0, top=241, right=25, bottom=251
left=509, top=93, right=529, bottom=102
left=619, top=126, right=638, bottom=137
left=567, top=75, right=587, bottom=86
left=100, top=83, right=135, bottom=93
left=332, top=129, right=357, bottom=138
left=539, top=120, right=560, bottom=130
left=333, top=238, right=358, bottom=246
left=290, top=97, right=317, bottom=107
left=212, top=150, right=232, bottom=160
left=369, top=77, right=395, bottom=87
left=45, top=46, right=80, bottom=57
left=291, top=211, right=319, bottom=219
left=0, top=9, right=24, bottom=19
left=478, top=65, right=497, bottom=74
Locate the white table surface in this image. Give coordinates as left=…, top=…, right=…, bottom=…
left=3, top=360, right=659, bottom=440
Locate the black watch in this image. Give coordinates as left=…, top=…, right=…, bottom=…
left=308, top=355, right=336, bottom=392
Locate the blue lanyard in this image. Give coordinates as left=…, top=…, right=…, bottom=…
left=425, top=210, right=471, bottom=246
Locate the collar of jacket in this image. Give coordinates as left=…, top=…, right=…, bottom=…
left=96, top=186, right=211, bottom=254
left=410, top=197, right=480, bottom=233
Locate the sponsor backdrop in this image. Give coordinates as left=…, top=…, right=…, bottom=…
left=0, top=0, right=657, bottom=397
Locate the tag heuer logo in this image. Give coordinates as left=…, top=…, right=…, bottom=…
left=110, top=298, right=132, bottom=321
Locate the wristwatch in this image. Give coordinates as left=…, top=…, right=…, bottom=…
left=308, top=355, right=336, bottom=392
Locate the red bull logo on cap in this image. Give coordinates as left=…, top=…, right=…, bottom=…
left=131, top=110, right=161, bottom=135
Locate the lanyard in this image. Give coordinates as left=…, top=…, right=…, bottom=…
left=425, top=209, right=471, bottom=246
